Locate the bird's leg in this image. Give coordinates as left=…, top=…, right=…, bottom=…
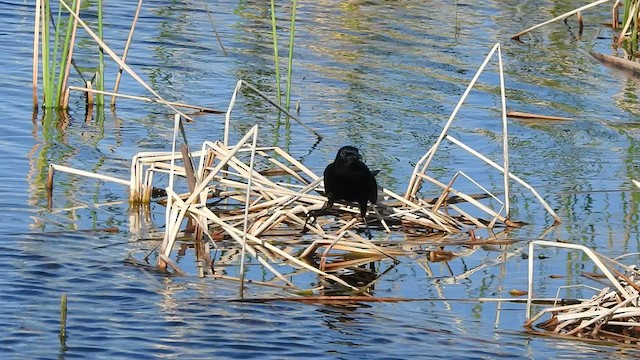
left=300, top=197, right=334, bottom=235
left=301, top=208, right=320, bottom=234
left=360, top=203, right=373, bottom=240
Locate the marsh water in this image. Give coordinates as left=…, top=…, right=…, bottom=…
left=4, top=0, right=640, bottom=358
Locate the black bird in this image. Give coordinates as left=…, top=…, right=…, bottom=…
left=323, top=146, right=378, bottom=238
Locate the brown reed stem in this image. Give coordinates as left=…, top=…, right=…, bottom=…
left=70, top=86, right=224, bottom=113
left=203, top=2, right=227, bottom=56
left=111, top=0, right=143, bottom=108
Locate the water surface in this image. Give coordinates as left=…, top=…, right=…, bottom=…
left=2, top=0, right=640, bottom=358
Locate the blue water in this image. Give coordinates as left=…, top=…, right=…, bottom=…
left=2, top=0, right=640, bottom=358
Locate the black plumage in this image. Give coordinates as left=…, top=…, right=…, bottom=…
left=323, top=146, right=378, bottom=238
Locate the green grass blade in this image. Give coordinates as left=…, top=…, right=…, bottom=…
left=51, top=3, right=63, bottom=107
left=97, top=0, right=105, bottom=106
left=56, top=0, right=77, bottom=109
left=41, top=0, right=52, bottom=108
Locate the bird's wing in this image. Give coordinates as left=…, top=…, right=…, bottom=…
left=368, top=171, right=378, bottom=203
left=323, top=163, right=335, bottom=195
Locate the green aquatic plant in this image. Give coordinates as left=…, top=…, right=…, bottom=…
left=37, top=0, right=79, bottom=109
left=34, top=0, right=104, bottom=110
left=269, top=0, right=298, bottom=111
left=96, top=0, right=105, bottom=106
left=620, top=0, right=640, bottom=57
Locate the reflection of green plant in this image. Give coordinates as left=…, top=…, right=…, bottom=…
left=269, top=0, right=298, bottom=110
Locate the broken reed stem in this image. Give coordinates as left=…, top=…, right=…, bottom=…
left=507, top=111, right=572, bottom=121
left=498, top=45, right=510, bottom=218
left=203, top=2, right=227, bottom=56
left=70, top=86, right=224, bottom=113
left=59, top=294, right=67, bottom=347
left=239, top=126, right=259, bottom=297
left=49, top=163, right=130, bottom=187
left=511, top=0, right=612, bottom=40
left=526, top=240, right=633, bottom=320
left=32, top=0, right=41, bottom=108
left=406, top=43, right=501, bottom=199
left=59, top=0, right=195, bottom=122
left=158, top=254, right=187, bottom=275
left=445, top=135, right=561, bottom=223
left=111, top=0, right=143, bottom=108
left=223, top=80, right=321, bottom=147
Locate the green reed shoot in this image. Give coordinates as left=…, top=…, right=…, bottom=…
left=41, top=0, right=52, bottom=108
left=622, top=0, right=639, bottom=57
left=38, top=0, right=80, bottom=109
left=270, top=0, right=298, bottom=111
left=97, top=0, right=105, bottom=106
left=55, top=0, right=78, bottom=108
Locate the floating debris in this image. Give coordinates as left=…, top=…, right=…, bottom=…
left=525, top=240, right=640, bottom=345
left=46, top=43, right=560, bottom=295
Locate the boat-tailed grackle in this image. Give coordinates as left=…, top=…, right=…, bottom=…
left=323, top=145, right=378, bottom=238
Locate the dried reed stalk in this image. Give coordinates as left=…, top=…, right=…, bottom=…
left=239, top=125, right=259, bottom=294
left=111, top=0, right=143, bottom=107
left=203, top=2, right=227, bottom=56
left=70, top=86, right=224, bottom=113
left=45, top=43, right=562, bottom=295
left=525, top=240, right=640, bottom=343
left=507, top=111, right=573, bottom=121
left=47, top=164, right=130, bottom=190
left=224, top=80, right=321, bottom=146
left=511, top=0, right=612, bottom=40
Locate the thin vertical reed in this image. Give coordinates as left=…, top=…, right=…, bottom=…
left=239, top=127, right=259, bottom=297
left=51, top=5, right=63, bottom=104
left=60, top=0, right=81, bottom=109
left=59, top=294, right=67, bottom=346
left=497, top=44, right=510, bottom=218
left=56, top=0, right=78, bottom=109
left=284, top=0, right=297, bottom=110
left=204, top=2, right=227, bottom=56
left=97, top=0, right=105, bottom=105
left=111, top=0, right=143, bottom=108
left=32, top=0, right=41, bottom=108
left=270, top=0, right=282, bottom=105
